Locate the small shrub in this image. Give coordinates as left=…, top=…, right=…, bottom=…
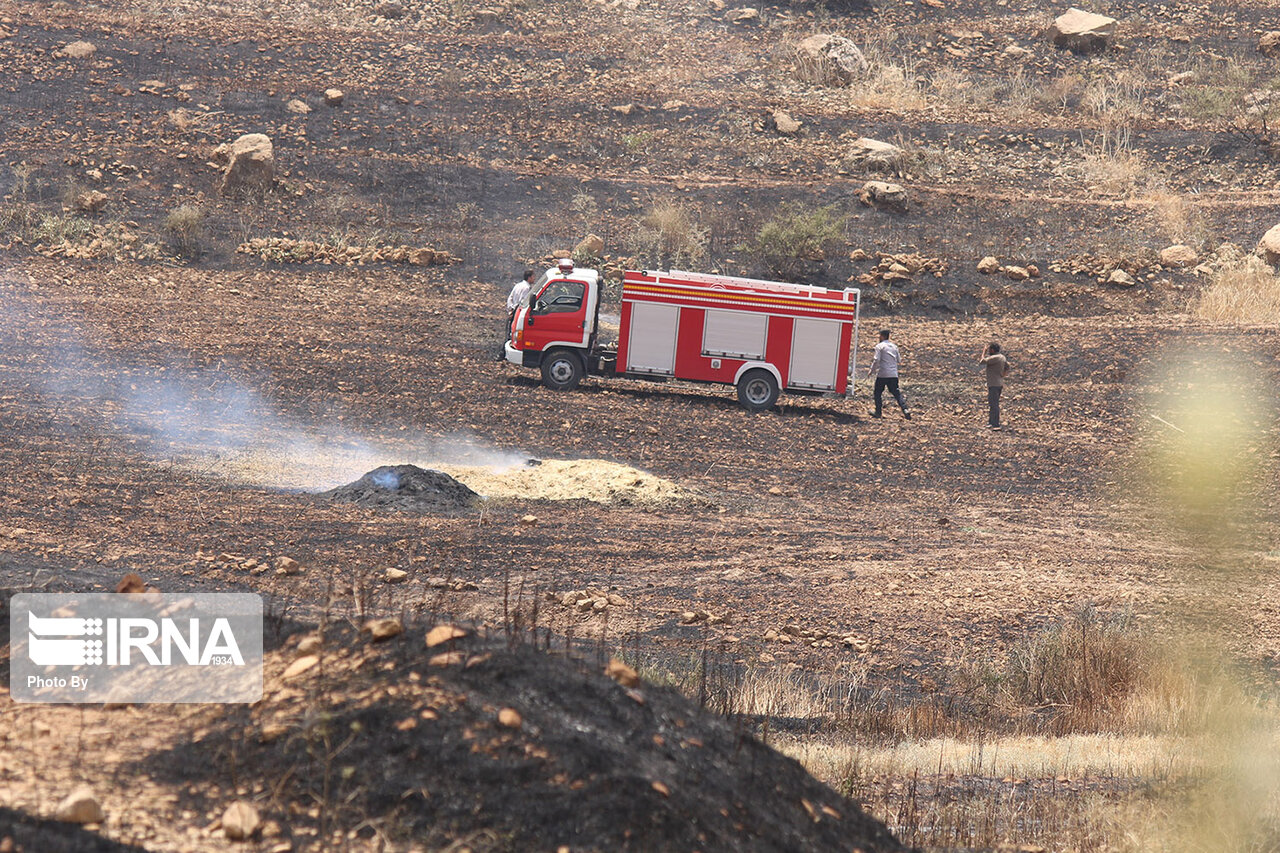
left=1143, top=190, right=1208, bottom=245
left=627, top=201, right=708, bottom=268
left=622, top=131, right=654, bottom=154
left=749, top=203, right=846, bottom=278
left=1079, top=128, right=1149, bottom=197
left=164, top=203, right=207, bottom=259
left=33, top=211, right=92, bottom=245
left=1193, top=255, right=1280, bottom=324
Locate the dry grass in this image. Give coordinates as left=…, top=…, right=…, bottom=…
left=1193, top=255, right=1280, bottom=324
left=1143, top=190, right=1208, bottom=245
left=163, top=203, right=207, bottom=259
left=1080, top=129, right=1149, bottom=197
left=850, top=62, right=927, bottom=111
left=627, top=200, right=708, bottom=268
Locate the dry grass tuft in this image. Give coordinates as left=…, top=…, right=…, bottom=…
left=628, top=201, right=708, bottom=268
left=1193, top=255, right=1280, bottom=324
left=1143, top=190, right=1208, bottom=245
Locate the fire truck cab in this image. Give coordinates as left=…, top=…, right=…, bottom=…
left=505, top=262, right=860, bottom=412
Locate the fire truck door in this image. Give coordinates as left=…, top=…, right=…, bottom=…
left=525, top=279, right=588, bottom=350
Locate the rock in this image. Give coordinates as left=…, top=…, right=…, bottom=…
left=1107, top=269, right=1137, bottom=287
left=1160, top=244, right=1198, bottom=268
left=409, top=247, right=439, bottom=265
left=74, top=190, right=108, bottom=214
left=425, top=624, right=469, bottom=647
left=219, top=133, right=274, bottom=195
left=1168, top=70, right=1196, bottom=86
left=59, top=41, right=97, bottom=59
left=54, top=788, right=104, bottom=824
left=977, top=256, right=1001, bottom=274
left=275, top=556, right=303, bottom=575
left=497, top=707, right=523, bottom=728
left=285, top=98, right=311, bottom=115
left=1003, top=265, right=1030, bottom=281
left=859, top=180, right=907, bottom=211
left=605, top=658, right=640, bottom=687
left=520, top=514, right=538, bottom=526
left=611, top=103, right=635, bottom=116
left=1260, top=31, right=1280, bottom=57
left=324, top=88, right=345, bottom=106
left=796, top=34, right=868, bottom=84
left=115, top=572, right=146, bottom=593
left=297, top=634, right=322, bottom=654
left=1026, top=264, right=1041, bottom=278
left=222, top=801, right=260, bottom=841
left=364, top=618, right=403, bottom=641
left=1001, top=44, right=1034, bottom=61
left=575, top=234, right=604, bottom=257
left=383, top=567, right=408, bottom=583
left=374, top=0, right=406, bottom=18
left=1258, top=223, right=1280, bottom=264
left=845, top=137, right=907, bottom=175
left=728, top=7, right=759, bottom=24
left=1047, top=8, right=1116, bottom=53
left=282, top=655, right=319, bottom=679
left=768, top=109, right=802, bottom=136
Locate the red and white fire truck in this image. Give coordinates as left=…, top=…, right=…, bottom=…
left=504, top=262, right=861, bottom=411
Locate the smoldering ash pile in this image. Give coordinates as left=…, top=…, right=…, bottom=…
left=322, top=465, right=479, bottom=511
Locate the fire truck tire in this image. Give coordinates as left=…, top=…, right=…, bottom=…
left=541, top=349, right=584, bottom=391
left=737, top=369, right=779, bottom=412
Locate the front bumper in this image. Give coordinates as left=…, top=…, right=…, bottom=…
left=505, top=342, right=541, bottom=368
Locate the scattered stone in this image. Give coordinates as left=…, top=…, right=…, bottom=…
left=297, top=634, right=322, bottom=654
left=520, top=514, right=538, bottom=526
left=1260, top=31, right=1280, bottom=57
left=426, top=624, right=469, bottom=647
left=1003, top=265, right=1030, bottom=281
left=977, top=256, right=1001, bottom=274
left=115, top=572, right=146, bottom=593
left=324, top=87, right=345, bottom=106
left=374, top=0, right=406, bottom=18
left=323, top=465, right=477, bottom=511
left=796, top=34, right=868, bottom=85
left=844, top=137, right=907, bottom=176
left=497, top=707, right=523, bottom=728
left=1168, top=70, right=1196, bottom=86
left=222, top=801, right=261, bottom=841
left=275, top=556, right=303, bottom=575
left=429, top=651, right=466, bottom=667
left=58, top=41, right=97, bottom=59
left=728, top=7, right=759, bottom=24
left=1001, top=44, right=1034, bottom=61
left=74, top=190, right=108, bottom=214
left=364, top=618, right=403, bottom=641
left=575, top=233, right=604, bottom=257
left=605, top=658, right=639, bottom=687
left=54, top=787, right=104, bottom=824
left=1026, top=264, right=1041, bottom=278
left=218, top=133, right=274, bottom=196
left=611, top=103, right=636, bottom=116
left=1107, top=269, right=1137, bottom=287
left=1160, top=244, right=1198, bottom=268
left=1258, top=223, right=1280, bottom=264
left=384, top=567, right=409, bottom=583
left=1047, top=8, right=1116, bottom=53
left=285, top=98, right=311, bottom=115
left=858, top=181, right=907, bottom=211
left=282, top=655, right=319, bottom=679
left=767, top=109, right=802, bottom=136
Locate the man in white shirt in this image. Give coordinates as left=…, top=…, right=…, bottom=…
left=500, top=270, right=535, bottom=359
left=867, top=329, right=911, bottom=420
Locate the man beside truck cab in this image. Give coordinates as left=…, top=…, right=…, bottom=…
left=500, top=269, right=535, bottom=360
left=867, top=329, right=911, bottom=420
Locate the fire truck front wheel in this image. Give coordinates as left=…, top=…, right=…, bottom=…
left=540, top=349, right=584, bottom=391
left=737, top=369, right=780, bottom=412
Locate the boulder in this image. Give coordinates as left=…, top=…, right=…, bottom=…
left=59, top=41, right=97, bottom=59
left=364, top=618, right=403, bottom=642
left=796, top=34, right=868, bottom=84
left=767, top=109, right=802, bottom=136
left=54, top=788, right=104, bottom=824
left=74, top=190, right=108, bottom=214
left=1258, top=223, right=1280, bottom=264
left=285, top=98, right=311, bottom=115
left=222, top=801, right=260, bottom=841
left=324, top=87, right=345, bottom=106
left=1260, top=31, right=1280, bottom=57
left=575, top=233, right=604, bottom=257
left=1159, top=244, right=1198, bottom=268
left=219, top=133, right=274, bottom=196
left=1047, top=8, right=1116, bottom=52
left=977, top=256, right=1001, bottom=274
left=845, top=137, right=907, bottom=175
left=858, top=180, right=907, bottom=211
left=1003, top=265, right=1030, bottom=281
left=1107, top=269, right=1136, bottom=287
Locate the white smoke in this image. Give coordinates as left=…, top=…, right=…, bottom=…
left=2, top=283, right=529, bottom=492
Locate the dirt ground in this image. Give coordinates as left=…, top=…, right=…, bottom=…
left=3, top=0, right=1280, bottom=849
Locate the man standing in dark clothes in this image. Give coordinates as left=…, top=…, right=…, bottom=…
left=979, top=341, right=1010, bottom=429
left=867, top=329, right=911, bottom=420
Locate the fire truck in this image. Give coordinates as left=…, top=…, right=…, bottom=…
left=504, top=261, right=862, bottom=411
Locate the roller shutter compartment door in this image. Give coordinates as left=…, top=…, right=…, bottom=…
left=788, top=318, right=841, bottom=390
left=702, top=309, right=767, bottom=359
left=625, top=302, right=679, bottom=374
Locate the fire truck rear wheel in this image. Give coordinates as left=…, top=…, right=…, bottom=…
left=737, top=369, right=779, bottom=412
left=541, top=349, right=584, bottom=391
